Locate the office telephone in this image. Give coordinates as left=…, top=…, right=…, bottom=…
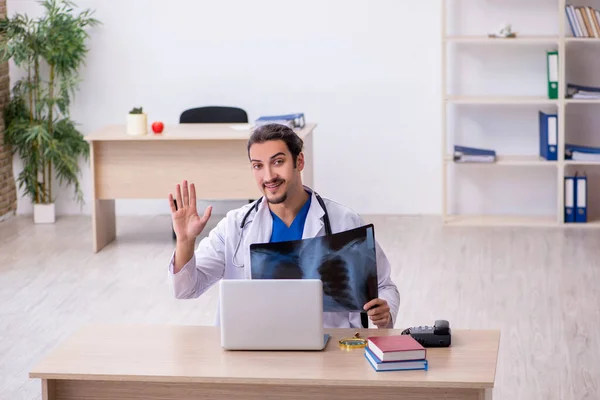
left=401, top=319, right=451, bottom=347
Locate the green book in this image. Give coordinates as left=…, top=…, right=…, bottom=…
left=547, top=50, right=559, bottom=99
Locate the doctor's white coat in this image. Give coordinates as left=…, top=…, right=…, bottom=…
left=168, top=188, right=400, bottom=329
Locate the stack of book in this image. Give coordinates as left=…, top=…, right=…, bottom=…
left=364, top=335, right=428, bottom=372
left=566, top=4, right=600, bottom=38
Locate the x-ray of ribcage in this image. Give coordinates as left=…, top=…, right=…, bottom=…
left=250, top=225, right=378, bottom=312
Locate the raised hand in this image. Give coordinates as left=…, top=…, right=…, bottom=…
left=169, top=180, right=212, bottom=244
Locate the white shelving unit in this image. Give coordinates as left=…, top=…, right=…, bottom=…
left=442, top=0, right=600, bottom=227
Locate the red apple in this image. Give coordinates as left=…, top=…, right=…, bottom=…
left=152, top=121, right=164, bottom=134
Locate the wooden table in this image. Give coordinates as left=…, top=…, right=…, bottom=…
left=29, top=325, right=500, bottom=400
left=85, top=123, right=317, bottom=252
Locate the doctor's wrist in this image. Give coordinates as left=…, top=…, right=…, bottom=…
left=176, top=237, right=196, bottom=247
left=174, top=239, right=196, bottom=273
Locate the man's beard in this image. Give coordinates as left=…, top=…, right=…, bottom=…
left=266, top=192, right=287, bottom=204
left=264, top=179, right=287, bottom=204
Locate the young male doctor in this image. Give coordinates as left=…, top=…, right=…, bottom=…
left=167, top=123, right=400, bottom=329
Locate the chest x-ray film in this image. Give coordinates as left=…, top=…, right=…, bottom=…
left=249, top=224, right=378, bottom=312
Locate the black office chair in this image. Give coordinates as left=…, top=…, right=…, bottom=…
left=172, top=106, right=251, bottom=240
left=180, top=106, right=248, bottom=124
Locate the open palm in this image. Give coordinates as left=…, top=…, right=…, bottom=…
left=169, top=180, right=212, bottom=243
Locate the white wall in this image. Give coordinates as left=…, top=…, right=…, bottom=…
left=8, top=0, right=564, bottom=218
left=8, top=0, right=442, bottom=217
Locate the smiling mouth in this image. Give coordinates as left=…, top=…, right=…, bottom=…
left=264, top=181, right=283, bottom=190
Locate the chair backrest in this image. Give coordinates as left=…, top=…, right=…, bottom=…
left=179, top=106, right=248, bottom=124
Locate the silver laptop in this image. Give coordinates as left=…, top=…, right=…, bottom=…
left=219, top=279, right=330, bottom=350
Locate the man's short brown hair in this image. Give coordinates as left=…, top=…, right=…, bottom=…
left=247, top=123, right=304, bottom=167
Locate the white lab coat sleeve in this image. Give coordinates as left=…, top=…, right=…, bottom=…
left=352, top=214, right=400, bottom=328
left=374, top=241, right=400, bottom=328
left=167, top=217, right=227, bottom=299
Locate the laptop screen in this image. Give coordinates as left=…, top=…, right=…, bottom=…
left=249, top=224, right=378, bottom=312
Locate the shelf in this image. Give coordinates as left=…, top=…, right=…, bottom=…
left=444, top=215, right=557, bottom=227
left=447, top=97, right=600, bottom=105
left=445, top=215, right=600, bottom=228
left=565, top=37, right=600, bottom=43
left=565, top=98, right=600, bottom=104
left=564, top=159, right=600, bottom=165
left=447, top=96, right=558, bottom=105
left=445, top=35, right=600, bottom=44
left=563, top=220, right=600, bottom=228
left=446, top=155, right=557, bottom=166
left=446, top=35, right=559, bottom=44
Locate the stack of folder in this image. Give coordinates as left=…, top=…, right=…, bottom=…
left=564, top=173, right=588, bottom=223
left=254, top=113, right=305, bottom=129
left=364, top=335, right=428, bottom=372
left=565, top=143, right=600, bottom=161
left=566, top=83, right=600, bottom=100
left=453, top=145, right=496, bottom=163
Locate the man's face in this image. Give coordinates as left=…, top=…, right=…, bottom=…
left=249, top=140, right=304, bottom=204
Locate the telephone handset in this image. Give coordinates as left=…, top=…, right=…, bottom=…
left=401, top=319, right=451, bottom=347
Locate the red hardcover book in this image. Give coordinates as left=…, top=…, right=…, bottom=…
left=367, top=335, right=427, bottom=362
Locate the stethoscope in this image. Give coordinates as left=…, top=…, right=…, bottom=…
left=232, top=190, right=332, bottom=268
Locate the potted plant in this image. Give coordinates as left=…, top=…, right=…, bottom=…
left=0, top=0, right=99, bottom=223
left=127, top=106, right=148, bottom=136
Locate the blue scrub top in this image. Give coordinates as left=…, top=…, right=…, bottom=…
left=269, top=194, right=312, bottom=243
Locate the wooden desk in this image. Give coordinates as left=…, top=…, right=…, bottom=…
left=30, top=325, right=500, bottom=400
left=85, top=123, right=317, bottom=252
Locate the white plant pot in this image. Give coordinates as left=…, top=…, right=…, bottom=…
left=34, top=203, right=56, bottom=224
left=126, top=113, right=148, bottom=136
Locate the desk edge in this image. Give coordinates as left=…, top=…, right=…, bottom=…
left=28, top=372, right=494, bottom=389
left=84, top=123, right=318, bottom=142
